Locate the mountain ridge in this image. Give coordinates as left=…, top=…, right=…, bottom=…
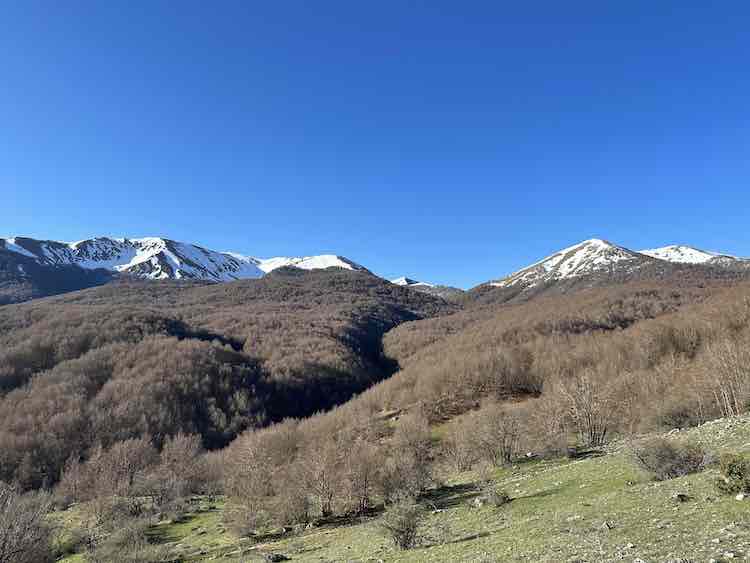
left=639, top=244, right=744, bottom=266
left=3, top=234, right=750, bottom=306
left=473, top=238, right=750, bottom=305
left=0, top=236, right=366, bottom=282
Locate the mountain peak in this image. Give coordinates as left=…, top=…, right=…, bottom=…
left=391, top=276, right=433, bottom=288
left=0, top=236, right=365, bottom=283
left=639, top=245, right=740, bottom=265
left=490, top=238, right=643, bottom=290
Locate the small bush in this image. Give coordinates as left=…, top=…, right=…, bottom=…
left=654, top=398, right=704, bottom=430
left=378, top=493, right=423, bottom=550
left=715, top=453, right=750, bottom=495
left=485, top=486, right=512, bottom=507
left=84, top=517, right=169, bottom=563
left=631, top=438, right=708, bottom=481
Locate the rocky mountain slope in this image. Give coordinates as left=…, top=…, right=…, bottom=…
left=489, top=239, right=648, bottom=290
left=3, top=234, right=750, bottom=306
left=0, top=236, right=365, bottom=281
left=0, top=236, right=368, bottom=303
left=0, top=244, right=114, bottom=305
left=474, top=238, right=750, bottom=305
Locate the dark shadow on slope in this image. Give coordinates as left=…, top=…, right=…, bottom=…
left=421, top=483, right=481, bottom=510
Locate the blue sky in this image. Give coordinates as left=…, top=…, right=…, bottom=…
left=2, top=1, right=749, bottom=288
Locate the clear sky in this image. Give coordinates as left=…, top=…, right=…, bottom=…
left=2, top=2, right=749, bottom=288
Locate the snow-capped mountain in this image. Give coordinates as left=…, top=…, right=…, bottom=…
left=255, top=255, right=364, bottom=274
left=391, top=276, right=465, bottom=301
left=391, top=276, right=435, bottom=289
left=481, top=238, right=750, bottom=303
left=639, top=245, right=745, bottom=266
left=0, top=236, right=366, bottom=282
left=490, top=239, right=648, bottom=290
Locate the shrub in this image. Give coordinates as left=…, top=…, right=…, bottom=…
left=631, top=438, right=708, bottom=481
left=484, top=485, right=512, bottom=507
left=84, top=517, right=169, bottom=563
left=223, top=501, right=270, bottom=537
left=0, top=483, right=54, bottom=563
left=715, top=453, right=750, bottom=495
left=377, top=493, right=423, bottom=550
left=654, top=398, right=704, bottom=430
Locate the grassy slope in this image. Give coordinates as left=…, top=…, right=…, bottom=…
left=57, top=416, right=750, bottom=562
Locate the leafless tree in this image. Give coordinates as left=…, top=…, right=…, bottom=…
left=342, top=438, right=379, bottom=514
left=560, top=369, right=611, bottom=448
left=302, top=439, right=340, bottom=518
left=473, top=402, right=521, bottom=466
left=0, top=482, right=54, bottom=563
left=706, top=338, right=750, bottom=417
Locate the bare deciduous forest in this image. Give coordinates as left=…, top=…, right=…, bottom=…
left=2, top=267, right=750, bottom=560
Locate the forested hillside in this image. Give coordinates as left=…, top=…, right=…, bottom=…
left=4, top=266, right=750, bottom=562
left=0, top=268, right=453, bottom=489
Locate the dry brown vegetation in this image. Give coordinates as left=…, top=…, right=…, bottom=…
left=205, top=278, right=750, bottom=537
left=0, top=482, right=54, bottom=563
left=4, top=265, right=750, bottom=560
left=0, top=268, right=452, bottom=489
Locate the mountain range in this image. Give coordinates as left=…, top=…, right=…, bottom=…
left=0, top=236, right=365, bottom=281
left=480, top=238, right=750, bottom=304
left=1, top=234, right=749, bottom=305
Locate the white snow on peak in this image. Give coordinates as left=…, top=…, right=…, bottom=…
left=257, top=255, right=362, bottom=273
left=0, top=236, right=363, bottom=282
left=639, top=245, right=739, bottom=264
left=391, top=276, right=435, bottom=288
left=1, top=237, right=37, bottom=259
left=491, top=238, right=641, bottom=289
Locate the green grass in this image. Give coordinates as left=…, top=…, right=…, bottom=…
left=56, top=416, right=750, bottom=562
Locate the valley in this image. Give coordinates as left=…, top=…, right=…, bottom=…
left=2, top=237, right=750, bottom=562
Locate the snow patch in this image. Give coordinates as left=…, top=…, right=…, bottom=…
left=1, top=238, right=37, bottom=259
left=640, top=245, right=739, bottom=264
left=257, top=255, right=361, bottom=273
left=391, top=276, right=435, bottom=288
left=1, top=235, right=359, bottom=282
left=491, top=239, right=641, bottom=289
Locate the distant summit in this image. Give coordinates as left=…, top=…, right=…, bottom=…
left=640, top=244, right=743, bottom=266
left=0, top=236, right=366, bottom=282
left=391, top=276, right=435, bottom=288
left=474, top=238, right=750, bottom=304
left=391, top=275, right=464, bottom=301
left=489, top=239, right=646, bottom=290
